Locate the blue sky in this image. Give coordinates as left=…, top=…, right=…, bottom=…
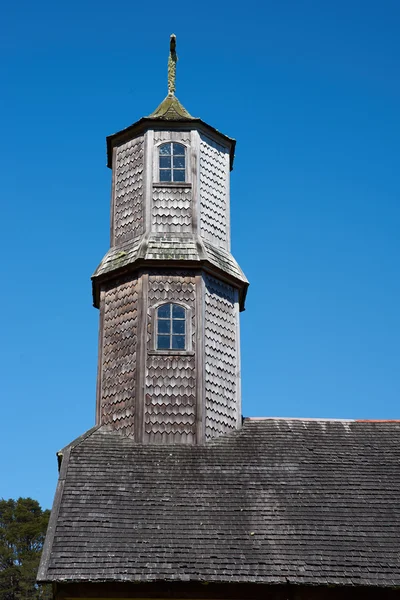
left=1, top=0, right=400, bottom=509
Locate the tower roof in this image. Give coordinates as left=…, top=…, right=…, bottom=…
left=106, top=35, right=236, bottom=169
left=148, top=94, right=194, bottom=120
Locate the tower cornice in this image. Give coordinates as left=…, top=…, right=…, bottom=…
left=106, top=118, right=236, bottom=170
left=91, top=253, right=249, bottom=312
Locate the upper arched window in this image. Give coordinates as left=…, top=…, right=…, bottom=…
left=156, top=303, right=186, bottom=350
left=159, top=142, right=186, bottom=183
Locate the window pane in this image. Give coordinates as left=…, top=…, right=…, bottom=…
left=159, top=143, right=171, bottom=156
left=158, top=304, right=171, bottom=319
left=172, top=305, right=185, bottom=319
left=172, top=335, right=185, bottom=350
left=173, top=169, right=185, bottom=182
left=173, top=156, right=185, bottom=169
left=160, top=169, right=172, bottom=182
left=173, top=143, right=185, bottom=156
left=159, top=156, right=171, bottom=169
left=158, top=320, right=170, bottom=334
left=172, top=319, right=185, bottom=334
left=157, top=335, right=171, bottom=350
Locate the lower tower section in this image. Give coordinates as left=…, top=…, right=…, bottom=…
left=145, top=271, right=197, bottom=443
left=95, top=268, right=242, bottom=444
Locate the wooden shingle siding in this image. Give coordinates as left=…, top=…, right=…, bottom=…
left=90, top=123, right=247, bottom=442
left=145, top=355, right=196, bottom=443
left=204, top=274, right=238, bottom=439
left=199, top=134, right=228, bottom=249
left=113, top=137, right=144, bottom=245
left=100, top=275, right=139, bottom=437
left=152, top=186, right=192, bottom=233
left=144, top=272, right=197, bottom=444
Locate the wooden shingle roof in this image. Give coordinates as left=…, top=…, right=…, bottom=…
left=38, top=418, right=400, bottom=588
left=148, top=95, right=195, bottom=120
left=91, top=236, right=248, bottom=309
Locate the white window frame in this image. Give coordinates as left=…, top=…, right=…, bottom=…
left=148, top=301, right=193, bottom=355
left=153, top=140, right=190, bottom=185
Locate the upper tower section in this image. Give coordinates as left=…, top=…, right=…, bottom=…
left=93, top=35, right=247, bottom=309
left=93, top=35, right=247, bottom=310
left=107, top=34, right=234, bottom=252
left=107, top=112, right=234, bottom=251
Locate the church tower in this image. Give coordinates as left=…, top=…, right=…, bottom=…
left=92, top=36, right=248, bottom=444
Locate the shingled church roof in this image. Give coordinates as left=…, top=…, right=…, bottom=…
left=38, top=418, right=400, bottom=588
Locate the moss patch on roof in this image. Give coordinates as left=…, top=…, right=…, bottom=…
left=148, top=95, right=195, bottom=121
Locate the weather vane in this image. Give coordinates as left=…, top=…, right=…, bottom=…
left=168, top=34, right=177, bottom=96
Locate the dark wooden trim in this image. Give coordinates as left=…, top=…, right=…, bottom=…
left=110, top=147, right=116, bottom=247
left=147, top=350, right=195, bottom=356
left=134, top=272, right=148, bottom=443
left=190, top=130, right=199, bottom=236
left=234, top=287, right=242, bottom=430
left=92, top=259, right=248, bottom=311
left=195, top=273, right=205, bottom=444
left=54, top=581, right=400, bottom=600
left=153, top=182, right=192, bottom=189
left=224, top=136, right=231, bottom=253
left=95, top=288, right=105, bottom=425
left=143, top=130, right=153, bottom=236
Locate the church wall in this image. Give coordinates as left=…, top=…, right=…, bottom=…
left=144, top=271, right=197, bottom=444
left=199, top=133, right=229, bottom=250
left=99, top=274, right=139, bottom=437
left=204, top=274, right=239, bottom=439
left=113, top=136, right=144, bottom=246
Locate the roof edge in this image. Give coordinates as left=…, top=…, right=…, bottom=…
left=37, top=426, right=100, bottom=583
left=91, top=259, right=249, bottom=311
left=42, top=577, right=400, bottom=590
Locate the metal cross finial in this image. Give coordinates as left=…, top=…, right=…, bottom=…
left=168, top=34, right=177, bottom=96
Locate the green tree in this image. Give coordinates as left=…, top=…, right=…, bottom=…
left=0, top=498, right=51, bottom=600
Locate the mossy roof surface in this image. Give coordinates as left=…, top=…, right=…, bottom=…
left=148, top=94, right=194, bottom=120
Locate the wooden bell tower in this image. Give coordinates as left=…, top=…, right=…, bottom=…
left=92, top=35, right=248, bottom=444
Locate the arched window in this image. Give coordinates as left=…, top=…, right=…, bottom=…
left=159, top=142, right=186, bottom=182
left=156, top=303, right=186, bottom=350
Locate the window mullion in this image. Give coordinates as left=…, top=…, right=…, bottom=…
left=169, top=303, right=172, bottom=349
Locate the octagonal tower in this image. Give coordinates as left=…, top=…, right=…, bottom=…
left=92, top=36, right=248, bottom=444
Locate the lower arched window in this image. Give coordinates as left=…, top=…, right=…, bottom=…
left=156, top=303, right=186, bottom=350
